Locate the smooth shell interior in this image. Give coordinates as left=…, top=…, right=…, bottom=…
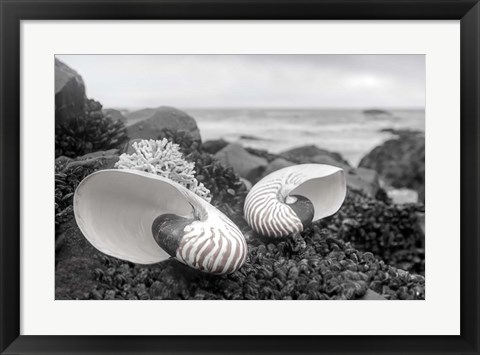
left=74, top=169, right=195, bottom=264
left=290, top=167, right=346, bottom=221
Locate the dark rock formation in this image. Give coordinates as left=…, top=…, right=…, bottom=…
left=359, top=130, right=425, bottom=202
left=202, top=139, right=229, bottom=155
left=214, top=143, right=268, bottom=182
left=55, top=60, right=128, bottom=158
left=280, top=145, right=351, bottom=170
left=346, top=167, right=381, bottom=199
left=55, top=58, right=86, bottom=124
left=125, top=107, right=159, bottom=122
left=126, top=106, right=202, bottom=142
left=262, top=157, right=295, bottom=176
left=103, top=108, right=127, bottom=123
left=363, top=109, right=392, bottom=116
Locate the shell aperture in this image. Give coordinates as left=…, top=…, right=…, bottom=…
left=244, top=164, right=346, bottom=238
left=152, top=214, right=194, bottom=257
left=74, top=169, right=247, bottom=274
left=285, top=195, right=315, bottom=228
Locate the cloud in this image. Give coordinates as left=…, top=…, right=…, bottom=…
left=56, top=54, right=425, bottom=109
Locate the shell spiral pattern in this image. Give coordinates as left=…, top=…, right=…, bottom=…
left=244, top=164, right=347, bottom=238
left=244, top=171, right=306, bottom=238
left=176, top=215, right=248, bottom=274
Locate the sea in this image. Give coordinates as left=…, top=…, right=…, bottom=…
left=180, top=108, right=425, bottom=167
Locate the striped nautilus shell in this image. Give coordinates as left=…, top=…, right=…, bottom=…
left=74, top=169, right=247, bottom=274
left=244, top=164, right=346, bottom=238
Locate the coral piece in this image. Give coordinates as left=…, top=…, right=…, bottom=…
left=115, top=139, right=211, bottom=202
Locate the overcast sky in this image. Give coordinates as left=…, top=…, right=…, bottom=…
left=57, top=55, right=425, bottom=109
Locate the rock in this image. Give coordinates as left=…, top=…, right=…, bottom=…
left=55, top=58, right=86, bottom=124
left=359, top=130, right=424, bottom=203
left=214, top=143, right=268, bottom=182
left=346, top=167, right=381, bottom=198
left=125, top=107, right=159, bottom=122
left=64, top=149, right=119, bottom=171
left=202, top=139, right=229, bottom=154
left=280, top=145, right=351, bottom=170
left=363, top=108, right=392, bottom=117
left=387, top=188, right=419, bottom=204
left=126, top=106, right=201, bottom=142
left=262, top=158, right=295, bottom=176
left=102, top=108, right=127, bottom=123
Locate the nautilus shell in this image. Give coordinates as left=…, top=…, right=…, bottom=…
left=74, top=169, right=247, bottom=274
left=244, top=164, right=346, bottom=238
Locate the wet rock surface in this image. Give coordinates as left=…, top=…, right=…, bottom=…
left=126, top=106, right=202, bottom=142
left=281, top=145, right=351, bottom=170
left=103, top=108, right=127, bottom=123
left=214, top=143, right=268, bottom=182
left=359, top=129, right=425, bottom=203
left=202, top=139, right=229, bottom=155
left=55, top=60, right=128, bottom=158
left=55, top=58, right=86, bottom=124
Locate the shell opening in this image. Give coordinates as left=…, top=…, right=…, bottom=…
left=74, top=169, right=195, bottom=264
left=152, top=214, right=194, bottom=257
left=290, top=169, right=346, bottom=221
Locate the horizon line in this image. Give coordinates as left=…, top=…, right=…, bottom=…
left=108, top=106, right=425, bottom=112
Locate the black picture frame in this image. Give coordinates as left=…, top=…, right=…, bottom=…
left=1, top=1, right=479, bottom=354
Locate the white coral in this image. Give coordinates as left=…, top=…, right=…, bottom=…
left=115, top=139, right=211, bottom=202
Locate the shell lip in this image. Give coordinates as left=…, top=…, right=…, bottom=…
left=73, top=168, right=201, bottom=265
left=288, top=165, right=346, bottom=222
left=73, top=168, right=245, bottom=270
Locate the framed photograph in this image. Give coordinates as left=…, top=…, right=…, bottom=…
left=1, top=0, right=479, bottom=354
